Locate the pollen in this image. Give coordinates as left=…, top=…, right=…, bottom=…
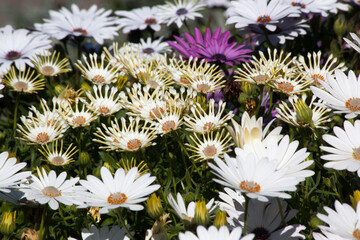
left=202, top=144, right=217, bottom=157
left=161, top=120, right=176, bottom=132
left=346, top=98, right=360, bottom=112
left=73, top=28, right=87, bottom=35
left=257, top=15, right=271, bottom=23
left=93, top=75, right=105, bottom=84
left=254, top=74, right=268, bottom=83
left=99, top=106, right=110, bottom=114
left=203, top=122, right=214, bottom=131
left=197, top=83, right=211, bottom=92
left=278, top=81, right=294, bottom=93
left=36, top=132, right=50, bottom=144
left=353, top=148, right=360, bottom=160
left=50, top=156, right=65, bottom=166
left=239, top=180, right=261, bottom=193
left=148, top=80, right=159, bottom=89
left=42, top=186, right=61, bottom=198
left=41, top=66, right=55, bottom=76
left=353, top=229, right=360, bottom=239
left=176, top=8, right=188, bottom=16
left=291, top=2, right=306, bottom=8
left=145, top=18, right=157, bottom=25
left=72, top=116, right=86, bottom=126
left=127, top=139, right=142, bottom=150
left=180, top=76, right=191, bottom=85
left=312, top=73, right=325, bottom=86
left=149, top=107, right=164, bottom=119
left=107, top=192, right=127, bottom=205
left=14, top=81, right=29, bottom=91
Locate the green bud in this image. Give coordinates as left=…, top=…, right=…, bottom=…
left=146, top=193, right=164, bottom=219
left=54, top=84, right=65, bottom=96
left=310, top=216, right=322, bottom=229
left=194, top=201, right=209, bottom=226
left=295, top=99, right=313, bottom=127
left=0, top=211, right=16, bottom=236
left=214, top=211, right=227, bottom=228
left=334, top=14, right=347, bottom=37
left=79, top=152, right=90, bottom=165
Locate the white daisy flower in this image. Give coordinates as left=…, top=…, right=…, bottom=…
left=20, top=168, right=86, bottom=210
left=152, top=101, right=183, bottom=135
left=184, top=99, right=234, bottom=133
left=61, top=99, right=97, bottom=128
left=320, top=120, right=360, bottom=177
left=296, top=51, right=346, bottom=88
left=76, top=53, right=119, bottom=86
left=209, top=152, right=299, bottom=202
left=93, top=117, right=157, bottom=152
left=283, top=0, right=348, bottom=16
left=4, top=66, right=45, bottom=94
left=157, top=0, right=206, bottom=28
left=226, top=0, right=300, bottom=31
left=32, top=50, right=71, bottom=77
left=217, top=187, right=245, bottom=225
left=276, top=94, right=331, bottom=129
left=39, top=140, right=78, bottom=166
left=167, top=192, right=216, bottom=223
left=35, top=4, right=119, bottom=44
left=310, top=69, right=360, bottom=119
left=186, top=129, right=233, bottom=162
left=116, top=6, right=161, bottom=34
left=270, top=75, right=311, bottom=96
left=137, top=37, right=170, bottom=59
left=317, top=201, right=360, bottom=239
left=79, top=166, right=160, bottom=214
left=226, top=111, right=283, bottom=149
left=81, top=225, right=130, bottom=240
left=0, top=25, right=51, bottom=71
left=241, top=135, right=314, bottom=185
left=85, top=85, right=124, bottom=116
left=0, top=152, right=31, bottom=193
left=17, top=115, right=65, bottom=145
left=179, top=226, right=254, bottom=240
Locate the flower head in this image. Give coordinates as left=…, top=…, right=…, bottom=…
left=39, top=140, right=78, bottom=166
left=32, top=51, right=71, bottom=77
left=4, top=67, right=45, bottom=94
left=179, top=226, right=254, bottom=240
left=168, top=27, right=252, bottom=66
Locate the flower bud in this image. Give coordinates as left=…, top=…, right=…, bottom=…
left=146, top=193, right=163, bottom=219
left=214, top=211, right=227, bottom=228
left=79, top=151, right=90, bottom=165
left=0, top=211, right=16, bottom=236
left=88, top=207, right=101, bottom=223
left=334, top=14, right=347, bottom=37
left=81, top=82, right=92, bottom=93
left=54, top=84, right=65, bottom=95
left=194, top=201, right=209, bottom=226
left=350, top=190, right=360, bottom=209
left=295, top=99, right=313, bottom=126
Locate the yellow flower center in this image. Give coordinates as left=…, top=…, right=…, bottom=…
left=41, top=66, right=55, bottom=76
left=353, top=148, right=360, bottom=160
left=93, top=75, right=105, bottom=84
left=127, top=139, right=142, bottom=150
left=180, top=76, right=191, bottom=85
left=278, top=81, right=294, bottom=93
left=257, top=15, right=271, bottom=23
left=161, top=120, right=176, bottom=132
left=197, top=83, right=211, bottom=92
left=346, top=98, right=360, bottom=112
left=50, top=156, right=65, bottom=166
left=203, top=122, right=214, bottom=131
left=99, top=106, right=110, bottom=114
left=240, top=180, right=261, bottom=193
left=148, top=80, right=159, bottom=89
left=312, top=73, right=325, bottom=87
left=202, top=144, right=217, bottom=157
left=14, top=81, right=29, bottom=91
left=353, top=229, right=360, bottom=239
left=36, top=132, right=50, bottom=144
left=72, top=116, right=86, bottom=126
left=42, top=186, right=61, bottom=198
left=107, top=192, right=127, bottom=205
left=254, top=74, right=268, bottom=83
left=149, top=107, right=164, bottom=119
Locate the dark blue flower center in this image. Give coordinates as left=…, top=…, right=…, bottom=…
left=145, top=18, right=157, bottom=25
left=252, top=227, right=270, bottom=240
left=291, top=2, right=306, bottom=8
left=6, top=51, right=21, bottom=60
left=213, top=54, right=227, bottom=61
left=142, top=48, right=155, bottom=54
left=176, top=8, right=188, bottom=15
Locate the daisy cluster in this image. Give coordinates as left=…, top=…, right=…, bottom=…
left=0, top=0, right=360, bottom=239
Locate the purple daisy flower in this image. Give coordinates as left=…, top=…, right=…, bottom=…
left=168, top=27, right=253, bottom=66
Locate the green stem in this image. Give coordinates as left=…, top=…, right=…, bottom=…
left=116, top=209, right=135, bottom=240
left=276, top=198, right=286, bottom=227
left=13, top=93, right=20, bottom=136
left=38, top=207, right=48, bottom=240
left=243, top=196, right=249, bottom=236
